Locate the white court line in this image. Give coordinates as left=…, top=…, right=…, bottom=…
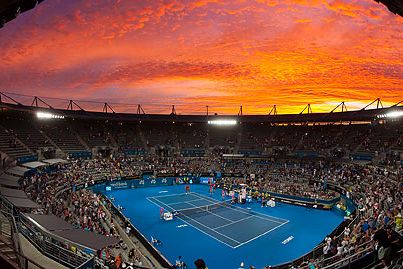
left=146, top=196, right=239, bottom=248
left=148, top=192, right=200, bottom=199
left=213, top=215, right=255, bottom=230
left=233, top=220, right=290, bottom=249
left=147, top=195, right=289, bottom=249
left=191, top=192, right=288, bottom=224
left=184, top=201, right=235, bottom=223
left=166, top=198, right=205, bottom=206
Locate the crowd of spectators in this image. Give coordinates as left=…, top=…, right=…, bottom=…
left=217, top=160, right=402, bottom=268
left=17, top=153, right=402, bottom=269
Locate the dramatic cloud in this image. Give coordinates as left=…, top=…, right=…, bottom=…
left=0, top=0, right=401, bottom=114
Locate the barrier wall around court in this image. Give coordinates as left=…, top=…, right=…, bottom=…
left=16, top=154, right=38, bottom=164
left=80, top=174, right=341, bottom=210
left=67, top=151, right=92, bottom=159
left=262, top=191, right=339, bottom=210
left=216, top=182, right=340, bottom=210
left=79, top=175, right=200, bottom=193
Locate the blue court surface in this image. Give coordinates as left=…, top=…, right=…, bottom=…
left=105, top=184, right=344, bottom=268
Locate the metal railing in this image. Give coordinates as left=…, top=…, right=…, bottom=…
left=18, top=215, right=90, bottom=268
left=0, top=209, right=47, bottom=269
left=271, top=204, right=361, bottom=268
left=321, top=244, right=375, bottom=269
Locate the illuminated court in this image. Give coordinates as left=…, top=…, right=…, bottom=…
left=105, top=184, right=344, bottom=268
left=147, top=192, right=289, bottom=248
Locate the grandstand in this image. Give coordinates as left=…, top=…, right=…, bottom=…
left=0, top=95, right=402, bottom=269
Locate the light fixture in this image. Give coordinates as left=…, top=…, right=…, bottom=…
left=386, top=111, right=403, bottom=118
left=36, top=111, right=65, bottom=119
left=377, top=111, right=403, bottom=119
left=207, top=119, right=237, bottom=126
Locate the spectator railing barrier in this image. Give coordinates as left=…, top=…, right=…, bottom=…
left=18, top=213, right=91, bottom=268
left=103, top=195, right=173, bottom=269
left=1, top=209, right=24, bottom=268
left=270, top=192, right=359, bottom=268
left=76, top=256, right=95, bottom=269
left=0, top=233, right=48, bottom=269
left=320, top=242, right=375, bottom=269
left=0, top=209, right=46, bottom=269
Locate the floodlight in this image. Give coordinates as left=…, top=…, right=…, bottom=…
left=207, top=119, right=237, bottom=126
left=36, top=111, right=65, bottom=119
left=386, top=111, right=403, bottom=118
left=36, top=112, right=53, bottom=119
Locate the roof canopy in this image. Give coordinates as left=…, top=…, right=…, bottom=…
left=42, top=159, right=68, bottom=165
left=22, top=161, right=47, bottom=169
left=0, top=187, right=28, bottom=198
left=53, top=229, right=119, bottom=251
left=0, top=174, right=20, bottom=188
left=23, top=213, right=119, bottom=251
left=4, top=196, right=42, bottom=208
left=6, top=166, right=30, bottom=176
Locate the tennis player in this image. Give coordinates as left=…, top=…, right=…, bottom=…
left=221, top=189, right=225, bottom=200
left=160, top=207, right=164, bottom=219
left=185, top=184, right=190, bottom=194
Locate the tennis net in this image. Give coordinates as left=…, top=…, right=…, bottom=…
left=176, top=200, right=233, bottom=217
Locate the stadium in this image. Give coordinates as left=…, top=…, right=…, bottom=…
left=0, top=1, right=402, bottom=269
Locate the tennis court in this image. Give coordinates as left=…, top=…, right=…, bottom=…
left=105, top=184, right=344, bottom=268
left=147, top=192, right=289, bottom=248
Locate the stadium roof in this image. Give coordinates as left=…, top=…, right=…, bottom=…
left=1, top=94, right=402, bottom=124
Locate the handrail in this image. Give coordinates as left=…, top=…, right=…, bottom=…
left=320, top=246, right=374, bottom=269
left=1, top=208, right=24, bottom=268
left=270, top=196, right=360, bottom=268
left=18, top=220, right=88, bottom=268
left=314, top=240, right=373, bottom=269
left=0, top=211, right=47, bottom=269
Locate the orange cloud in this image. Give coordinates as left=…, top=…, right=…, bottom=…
left=0, top=0, right=401, bottom=115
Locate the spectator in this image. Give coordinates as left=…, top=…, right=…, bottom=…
left=194, top=259, right=208, bottom=269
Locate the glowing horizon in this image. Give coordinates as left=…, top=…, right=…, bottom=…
left=0, top=0, right=402, bottom=115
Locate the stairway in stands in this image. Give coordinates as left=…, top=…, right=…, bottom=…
left=0, top=212, right=18, bottom=267
left=0, top=126, right=33, bottom=159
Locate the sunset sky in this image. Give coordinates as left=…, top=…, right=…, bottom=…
left=0, top=0, right=402, bottom=115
